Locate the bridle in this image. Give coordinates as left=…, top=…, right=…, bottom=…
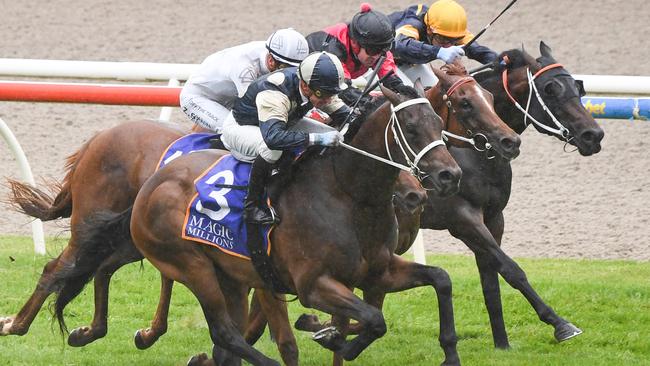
left=340, top=97, right=445, bottom=188
left=439, top=76, right=495, bottom=157
left=502, top=62, right=573, bottom=143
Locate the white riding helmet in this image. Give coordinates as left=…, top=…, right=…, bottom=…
left=266, top=28, right=309, bottom=67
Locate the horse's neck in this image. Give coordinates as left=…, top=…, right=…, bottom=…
left=482, top=68, right=531, bottom=136
left=334, top=107, right=400, bottom=206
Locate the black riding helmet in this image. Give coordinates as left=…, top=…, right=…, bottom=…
left=349, top=3, right=395, bottom=53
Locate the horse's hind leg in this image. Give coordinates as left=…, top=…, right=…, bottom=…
left=0, top=241, right=79, bottom=336
left=155, top=253, right=278, bottom=366
left=134, top=274, right=174, bottom=350
left=67, top=241, right=143, bottom=347
left=244, top=289, right=268, bottom=345
left=255, top=290, right=299, bottom=366
left=374, top=255, right=459, bottom=366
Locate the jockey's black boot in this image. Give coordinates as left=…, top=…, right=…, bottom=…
left=244, top=156, right=280, bottom=225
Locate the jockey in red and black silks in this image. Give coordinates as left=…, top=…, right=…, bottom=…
left=306, top=3, right=405, bottom=91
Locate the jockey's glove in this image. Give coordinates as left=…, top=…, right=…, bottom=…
left=309, top=131, right=343, bottom=147
left=437, top=45, right=465, bottom=64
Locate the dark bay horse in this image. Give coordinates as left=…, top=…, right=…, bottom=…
left=1, top=63, right=519, bottom=355
left=284, top=42, right=604, bottom=350
left=101, top=84, right=462, bottom=365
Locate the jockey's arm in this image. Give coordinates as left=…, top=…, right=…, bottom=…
left=393, top=31, right=440, bottom=64
left=464, top=41, right=499, bottom=65
left=256, top=91, right=309, bottom=150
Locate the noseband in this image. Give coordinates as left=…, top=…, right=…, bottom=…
left=339, top=97, right=445, bottom=185
left=502, top=63, right=572, bottom=141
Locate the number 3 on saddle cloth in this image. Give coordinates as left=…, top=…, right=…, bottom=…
left=157, top=133, right=273, bottom=260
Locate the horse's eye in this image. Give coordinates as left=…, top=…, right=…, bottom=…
left=543, top=82, right=556, bottom=96
left=459, top=99, right=472, bottom=111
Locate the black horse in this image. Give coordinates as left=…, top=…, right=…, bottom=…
left=288, top=42, right=603, bottom=351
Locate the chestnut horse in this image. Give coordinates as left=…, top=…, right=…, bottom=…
left=92, top=84, right=462, bottom=365
left=282, top=42, right=604, bottom=351
left=1, top=62, right=519, bottom=356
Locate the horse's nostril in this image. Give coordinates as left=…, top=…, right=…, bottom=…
left=438, top=170, right=454, bottom=184
left=580, top=128, right=604, bottom=144
left=500, top=137, right=521, bottom=152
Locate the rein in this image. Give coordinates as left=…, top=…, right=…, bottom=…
left=502, top=63, right=572, bottom=140
left=339, top=97, right=445, bottom=184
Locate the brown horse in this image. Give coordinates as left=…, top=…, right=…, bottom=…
left=282, top=42, right=604, bottom=351
left=0, top=61, right=518, bottom=354
left=91, top=83, right=462, bottom=365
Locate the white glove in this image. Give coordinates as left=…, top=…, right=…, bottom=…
left=309, top=131, right=343, bottom=147
left=350, top=76, right=368, bottom=89
left=437, top=45, right=465, bottom=64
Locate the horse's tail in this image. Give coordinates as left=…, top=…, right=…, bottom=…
left=53, top=206, right=133, bottom=335
left=6, top=137, right=94, bottom=221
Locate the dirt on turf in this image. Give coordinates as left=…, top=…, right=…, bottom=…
left=0, top=0, right=648, bottom=260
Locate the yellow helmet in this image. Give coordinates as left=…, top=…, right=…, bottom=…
left=424, top=0, right=468, bottom=38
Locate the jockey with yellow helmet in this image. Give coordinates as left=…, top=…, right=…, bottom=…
left=388, top=0, right=498, bottom=86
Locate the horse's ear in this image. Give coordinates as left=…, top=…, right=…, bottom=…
left=430, top=66, right=448, bottom=86
left=413, top=78, right=426, bottom=97
left=539, top=41, right=553, bottom=58
left=380, top=84, right=400, bottom=105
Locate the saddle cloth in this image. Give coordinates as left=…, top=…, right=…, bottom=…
left=157, top=134, right=270, bottom=259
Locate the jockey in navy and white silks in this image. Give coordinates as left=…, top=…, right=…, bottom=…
left=388, top=0, right=499, bottom=86
left=180, top=28, right=309, bottom=132
left=221, top=51, right=350, bottom=225
left=306, top=3, right=404, bottom=91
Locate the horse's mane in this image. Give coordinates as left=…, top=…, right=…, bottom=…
left=440, top=63, right=468, bottom=76
left=472, top=48, right=534, bottom=83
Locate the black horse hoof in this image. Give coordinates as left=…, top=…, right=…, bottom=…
left=555, top=322, right=582, bottom=342
left=134, top=328, right=156, bottom=350
left=312, top=326, right=344, bottom=352
left=294, top=313, right=322, bottom=332
left=68, top=326, right=97, bottom=347
left=186, top=352, right=209, bottom=366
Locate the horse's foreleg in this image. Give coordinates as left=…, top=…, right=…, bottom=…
left=374, top=255, right=459, bottom=366
left=300, top=277, right=386, bottom=362
left=67, top=242, right=142, bottom=347
left=452, top=210, right=581, bottom=344
left=134, top=274, right=174, bottom=350
left=255, top=290, right=299, bottom=366
left=482, top=212, right=582, bottom=342
left=1, top=243, right=80, bottom=336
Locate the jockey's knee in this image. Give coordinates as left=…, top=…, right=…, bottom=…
left=259, top=147, right=282, bottom=164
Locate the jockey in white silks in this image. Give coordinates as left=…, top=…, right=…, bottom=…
left=180, top=28, right=310, bottom=132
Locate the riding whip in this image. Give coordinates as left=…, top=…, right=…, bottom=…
left=340, top=55, right=387, bottom=129
left=463, top=0, right=519, bottom=49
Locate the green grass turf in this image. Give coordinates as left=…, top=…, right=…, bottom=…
left=0, top=236, right=649, bottom=365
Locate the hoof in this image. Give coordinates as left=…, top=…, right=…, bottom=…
left=187, top=352, right=209, bottom=366
left=555, top=322, right=582, bottom=342
left=294, top=313, right=324, bottom=332
left=312, top=326, right=344, bottom=352
left=68, top=326, right=100, bottom=347
left=0, top=317, right=15, bottom=335
left=133, top=328, right=158, bottom=350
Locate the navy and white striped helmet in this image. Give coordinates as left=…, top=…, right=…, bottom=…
left=298, top=51, right=347, bottom=97
left=266, top=28, right=309, bottom=67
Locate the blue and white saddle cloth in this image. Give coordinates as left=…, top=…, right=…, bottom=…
left=157, top=134, right=271, bottom=259
left=157, top=133, right=217, bottom=169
